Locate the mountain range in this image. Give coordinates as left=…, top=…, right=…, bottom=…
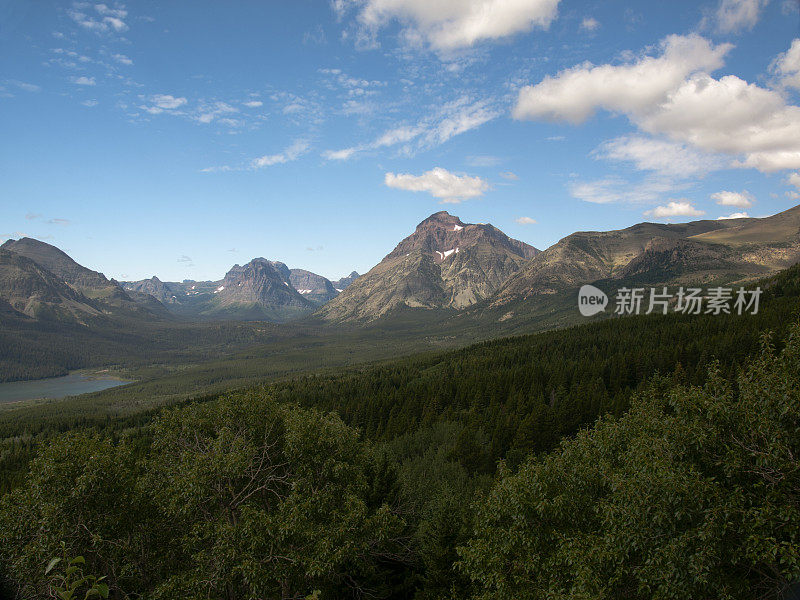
left=2, top=205, right=800, bottom=328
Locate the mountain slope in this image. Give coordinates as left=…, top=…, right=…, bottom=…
left=0, top=249, right=102, bottom=323
left=0, top=238, right=156, bottom=319
left=317, top=211, right=539, bottom=322
left=492, top=218, right=774, bottom=305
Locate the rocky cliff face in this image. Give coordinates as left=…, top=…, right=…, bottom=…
left=332, top=271, right=359, bottom=291
left=289, top=269, right=338, bottom=305
left=212, top=258, right=313, bottom=311
left=316, top=211, right=539, bottom=322
left=123, top=276, right=182, bottom=305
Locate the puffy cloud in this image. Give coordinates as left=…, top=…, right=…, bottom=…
left=384, top=167, right=489, bottom=203
left=770, top=38, right=800, bottom=89
left=597, top=135, right=727, bottom=178
left=513, top=34, right=730, bottom=124
left=112, top=53, right=133, bottom=65
left=514, top=35, right=800, bottom=174
left=713, top=0, right=769, bottom=33
left=515, top=216, right=537, bottom=224
left=71, top=76, right=96, bottom=86
left=243, top=100, right=263, bottom=108
left=644, top=201, right=705, bottom=218
left=787, top=172, right=800, bottom=189
left=251, top=140, right=309, bottom=168
left=351, top=0, right=561, bottom=50
left=711, top=190, right=754, bottom=207
left=717, top=211, right=751, bottom=219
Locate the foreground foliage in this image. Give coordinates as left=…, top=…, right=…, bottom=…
left=0, top=397, right=405, bottom=599
left=459, top=326, right=800, bottom=600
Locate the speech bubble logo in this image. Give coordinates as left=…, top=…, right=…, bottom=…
left=578, top=284, right=608, bottom=317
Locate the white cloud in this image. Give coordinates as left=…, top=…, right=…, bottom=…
left=112, top=53, right=133, bottom=65
left=711, top=190, right=754, bottom=207
left=515, top=216, right=537, bottom=224
left=712, top=0, right=769, bottom=33
left=644, top=201, right=705, bottom=218
left=323, top=96, right=497, bottom=160
left=68, top=2, right=129, bottom=33
left=787, top=172, right=800, bottom=189
left=717, top=211, right=751, bottom=219
left=251, top=140, right=309, bottom=168
left=513, top=34, right=731, bottom=124
left=195, top=101, right=238, bottom=124
left=243, top=100, right=263, bottom=108
left=500, top=171, right=519, bottom=180
left=580, top=17, right=600, bottom=31
left=384, top=167, right=489, bottom=203
left=514, top=34, right=800, bottom=174
left=82, top=99, right=98, bottom=107
left=323, top=148, right=358, bottom=161
left=71, top=76, right=96, bottom=86
left=152, top=94, right=187, bottom=109
left=351, top=0, right=561, bottom=51
left=570, top=176, right=684, bottom=205
left=597, top=135, right=727, bottom=178
left=770, top=38, right=800, bottom=89
left=6, top=80, right=41, bottom=92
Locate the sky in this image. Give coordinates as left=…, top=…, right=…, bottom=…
left=1, top=0, right=800, bottom=282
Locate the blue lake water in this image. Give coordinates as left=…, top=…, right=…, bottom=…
left=0, top=373, right=131, bottom=404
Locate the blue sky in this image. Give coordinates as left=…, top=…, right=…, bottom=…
left=1, top=0, right=799, bottom=281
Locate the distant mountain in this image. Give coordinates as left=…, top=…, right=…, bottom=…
left=317, top=211, right=539, bottom=322
left=123, top=276, right=182, bottom=305
left=289, top=269, right=338, bottom=305
left=125, top=261, right=349, bottom=321
left=332, top=271, right=359, bottom=292
left=491, top=208, right=800, bottom=308
left=199, top=258, right=313, bottom=320
left=0, top=238, right=162, bottom=320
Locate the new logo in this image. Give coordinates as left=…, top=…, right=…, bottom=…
left=578, top=285, right=608, bottom=317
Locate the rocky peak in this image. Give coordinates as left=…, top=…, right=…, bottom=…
left=387, top=211, right=537, bottom=264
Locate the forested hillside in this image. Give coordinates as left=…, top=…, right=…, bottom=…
left=2, top=313, right=800, bottom=598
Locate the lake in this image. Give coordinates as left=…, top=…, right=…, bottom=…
left=0, top=373, right=132, bottom=404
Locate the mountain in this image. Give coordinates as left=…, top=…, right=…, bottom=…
left=491, top=209, right=800, bottom=308
left=123, top=276, right=182, bottom=305
left=0, top=249, right=102, bottom=323
left=332, top=271, right=359, bottom=291
left=289, top=269, right=338, bottom=305
left=188, top=258, right=314, bottom=321
left=316, top=211, right=539, bottom=322
left=0, top=238, right=162, bottom=320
